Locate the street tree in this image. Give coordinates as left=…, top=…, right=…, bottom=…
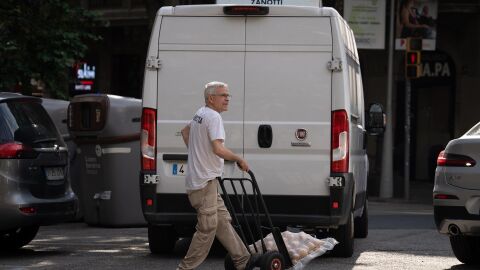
left=143, top=0, right=215, bottom=29
left=0, top=0, right=103, bottom=98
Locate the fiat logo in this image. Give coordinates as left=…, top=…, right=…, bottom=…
left=295, top=128, right=307, bottom=141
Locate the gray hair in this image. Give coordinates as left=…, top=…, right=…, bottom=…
left=204, top=81, right=228, bottom=102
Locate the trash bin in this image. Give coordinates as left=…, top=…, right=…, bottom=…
left=68, top=94, right=145, bottom=227
left=41, top=98, right=83, bottom=220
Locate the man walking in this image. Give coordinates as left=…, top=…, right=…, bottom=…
left=177, top=81, right=254, bottom=270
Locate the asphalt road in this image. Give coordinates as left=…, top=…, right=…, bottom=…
left=0, top=201, right=477, bottom=270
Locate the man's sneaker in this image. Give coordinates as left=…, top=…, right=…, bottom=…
left=245, top=254, right=261, bottom=270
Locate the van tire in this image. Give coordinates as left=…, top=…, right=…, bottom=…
left=148, top=225, right=177, bottom=254
left=354, top=199, right=368, bottom=238
left=0, top=226, right=39, bottom=250
left=331, top=212, right=354, bottom=257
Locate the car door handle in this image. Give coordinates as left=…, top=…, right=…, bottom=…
left=258, top=125, right=273, bottom=148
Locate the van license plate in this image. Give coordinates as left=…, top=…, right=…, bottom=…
left=172, top=163, right=186, bottom=176
left=328, top=176, right=344, bottom=187
left=45, top=167, right=64, bottom=180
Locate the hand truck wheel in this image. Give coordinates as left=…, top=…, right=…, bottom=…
left=260, top=251, right=285, bottom=270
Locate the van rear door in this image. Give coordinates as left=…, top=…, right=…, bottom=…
left=155, top=16, right=246, bottom=193
left=244, top=16, right=333, bottom=196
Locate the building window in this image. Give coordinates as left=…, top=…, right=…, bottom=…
left=88, top=0, right=122, bottom=9
left=131, top=0, right=144, bottom=8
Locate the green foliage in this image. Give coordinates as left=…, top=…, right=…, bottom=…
left=0, top=0, right=103, bottom=99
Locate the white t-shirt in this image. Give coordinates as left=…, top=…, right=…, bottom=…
left=185, top=106, right=225, bottom=190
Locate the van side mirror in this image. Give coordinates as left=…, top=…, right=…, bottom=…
left=366, top=103, right=386, bottom=135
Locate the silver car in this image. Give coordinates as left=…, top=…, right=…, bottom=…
left=433, top=122, right=480, bottom=265
left=0, top=93, right=77, bottom=250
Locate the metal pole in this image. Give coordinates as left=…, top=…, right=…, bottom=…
left=380, top=0, right=395, bottom=199
left=404, top=79, right=411, bottom=201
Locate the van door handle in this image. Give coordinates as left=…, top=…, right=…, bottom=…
left=362, top=129, right=367, bottom=150
left=258, top=125, right=273, bottom=148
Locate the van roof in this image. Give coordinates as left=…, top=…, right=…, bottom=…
left=159, top=4, right=340, bottom=17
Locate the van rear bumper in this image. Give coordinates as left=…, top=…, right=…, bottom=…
left=140, top=172, right=354, bottom=235
left=144, top=212, right=346, bottom=230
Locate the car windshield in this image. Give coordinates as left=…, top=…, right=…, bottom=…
left=0, top=101, right=64, bottom=148
left=465, top=122, right=480, bottom=136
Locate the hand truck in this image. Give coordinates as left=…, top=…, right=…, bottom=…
left=219, top=170, right=293, bottom=270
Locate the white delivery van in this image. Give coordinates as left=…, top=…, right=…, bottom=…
left=140, top=4, right=385, bottom=258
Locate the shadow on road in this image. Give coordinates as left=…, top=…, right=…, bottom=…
left=448, top=263, right=480, bottom=270
left=147, top=237, right=227, bottom=259
left=0, top=248, right=69, bottom=259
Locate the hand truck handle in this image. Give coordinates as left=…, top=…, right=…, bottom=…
left=247, top=170, right=260, bottom=187
left=247, top=170, right=255, bottom=181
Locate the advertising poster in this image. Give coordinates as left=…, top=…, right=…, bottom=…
left=395, top=0, right=438, bottom=50
left=344, top=0, right=386, bottom=50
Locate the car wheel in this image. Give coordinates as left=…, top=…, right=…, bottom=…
left=0, top=226, right=40, bottom=250
left=148, top=225, right=178, bottom=254
left=450, top=235, right=480, bottom=265
left=354, top=199, right=368, bottom=238
left=331, top=211, right=354, bottom=257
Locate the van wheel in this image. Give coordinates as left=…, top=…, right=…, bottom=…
left=354, top=199, right=368, bottom=238
left=0, top=226, right=39, bottom=250
left=449, top=235, right=480, bottom=265
left=331, top=212, right=354, bottom=257
left=148, top=225, right=178, bottom=254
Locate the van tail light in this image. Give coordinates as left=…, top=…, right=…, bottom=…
left=141, top=108, right=157, bottom=171
left=331, top=110, right=349, bottom=173
left=223, top=6, right=269, bottom=15
left=437, top=150, right=476, bottom=167
left=0, top=143, right=37, bottom=159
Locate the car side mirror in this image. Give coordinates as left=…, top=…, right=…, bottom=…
left=366, top=103, right=386, bottom=135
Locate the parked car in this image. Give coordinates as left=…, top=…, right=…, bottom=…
left=433, top=122, right=480, bottom=265
left=0, top=92, right=77, bottom=250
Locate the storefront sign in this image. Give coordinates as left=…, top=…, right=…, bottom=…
left=72, top=62, right=96, bottom=93
left=421, top=61, right=450, bottom=77
left=417, top=51, right=455, bottom=82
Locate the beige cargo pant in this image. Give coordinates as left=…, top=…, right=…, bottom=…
left=177, top=179, right=250, bottom=270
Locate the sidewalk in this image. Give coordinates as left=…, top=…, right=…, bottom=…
left=370, top=180, right=434, bottom=205
left=369, top=199, right=433, bottom=215
left=369, top=181, right=434, bottom=215
left=408, top=180, right=434, bottom=205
